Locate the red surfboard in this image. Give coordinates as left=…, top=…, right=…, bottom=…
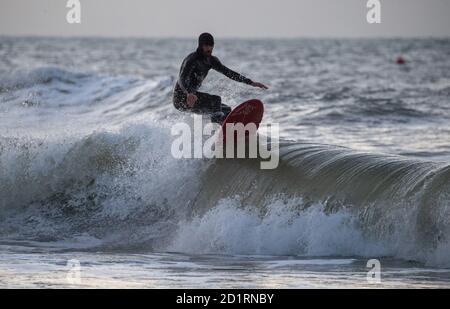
left=220, top=99, right=264, bottom=142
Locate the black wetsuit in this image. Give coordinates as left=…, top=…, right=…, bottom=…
left=173, top=47, right=253, bottom=123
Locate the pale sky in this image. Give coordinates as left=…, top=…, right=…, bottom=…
left=1, top=0, right=449, bottom=38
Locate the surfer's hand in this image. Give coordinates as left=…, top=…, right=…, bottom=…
left=186, top=93, right=198, bottom=107
left=251, top=82, right=269, bottom=89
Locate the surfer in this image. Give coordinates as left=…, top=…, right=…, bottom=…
left=173, top=33, right=268, bottom=123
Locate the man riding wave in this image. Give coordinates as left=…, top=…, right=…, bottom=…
left=173, top=33, right=268, bottom=123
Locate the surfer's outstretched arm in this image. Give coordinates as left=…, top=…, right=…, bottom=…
left=211, top=57, right=269, bottom=89
left=211, top=56, right=252, bottom=84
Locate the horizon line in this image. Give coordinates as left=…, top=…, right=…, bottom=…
left=1, top=34, right=449, bottom=41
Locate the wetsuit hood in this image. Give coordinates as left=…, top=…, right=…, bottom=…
left=197, top=33, right=214, bottom=58
left=198, top=32, right=214, bottom=47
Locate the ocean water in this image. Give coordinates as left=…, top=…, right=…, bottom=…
left=0, top=37, right=450, bottom=288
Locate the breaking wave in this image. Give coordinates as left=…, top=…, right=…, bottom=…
left=0, top=65, right=449, bottom=268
